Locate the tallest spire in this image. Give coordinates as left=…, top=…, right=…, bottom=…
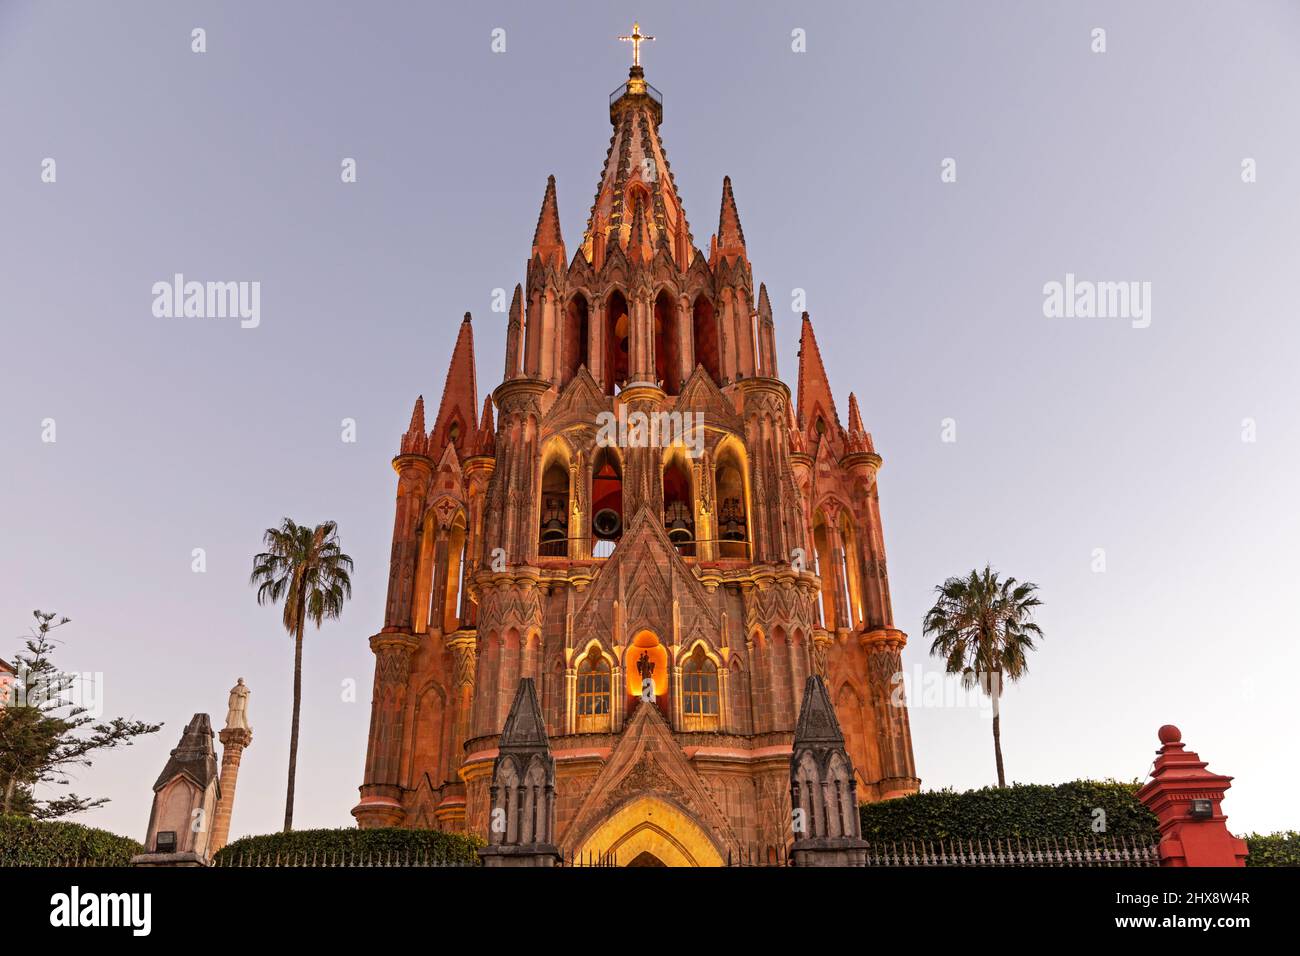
left=583, top=22, right=692, bottom=269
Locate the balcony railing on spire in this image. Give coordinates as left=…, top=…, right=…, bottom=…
left=609, top=80, right=663, bottom=109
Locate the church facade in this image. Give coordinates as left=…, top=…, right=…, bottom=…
left=353, top=53, right=920, bottom=865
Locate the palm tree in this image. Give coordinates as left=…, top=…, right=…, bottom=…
left=250, top=518, right=353, bottom=831
left=922, top=565, right=1043, bottom=787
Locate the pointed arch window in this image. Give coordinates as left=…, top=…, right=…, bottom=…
left=562, top=294, right=589, bottom=385
left=692, top=295, right=719, bottom=385
left=682, top=644, right=720, bottom=731
left=605, top=290, right=630, bottom=395
left=654, top=289, right=681, bottom=394
left=576, top=646, right=612, bottom=733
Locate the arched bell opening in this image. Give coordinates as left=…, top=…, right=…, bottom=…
left=538, top=459, right=570, bottom=558
left=662, top=448, right=695, bottom=557
left=714, top=444, right=749, bottom=560
left=591, top=446, right=623, bottom=558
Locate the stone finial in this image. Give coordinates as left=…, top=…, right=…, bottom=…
left=789, top=676, right=869, bottom=867
left=1136, top=724, right=1249, bottom=867
left=479, top=679, right=561, bottom=867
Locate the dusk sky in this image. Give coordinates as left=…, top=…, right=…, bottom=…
left=2, top=0, right=1297, bottom=841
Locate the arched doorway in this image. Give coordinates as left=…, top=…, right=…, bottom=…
left=572, top=795, right=725, bottom=867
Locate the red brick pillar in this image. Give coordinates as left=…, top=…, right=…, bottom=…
left=1136, top=724, right=1248, bottom=867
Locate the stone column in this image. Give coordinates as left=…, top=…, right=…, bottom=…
left=211, top=725, right=252, bottom=853
left=353, top=633, right=419, bottom=828
left=209, top=677, right=253, bottom=854
left=862, top=629, right=920, bottom=798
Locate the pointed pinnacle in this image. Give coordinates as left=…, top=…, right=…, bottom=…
left=717, top=175, right=746, bottom=251
left=531, top=175, right=565, bottom=264
left=508, top=284, right=523, bottom=325
left=848, top=392, right=864, bottom=433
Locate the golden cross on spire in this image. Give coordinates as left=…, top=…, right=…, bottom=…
left=618, top=21, right=655, bottom=67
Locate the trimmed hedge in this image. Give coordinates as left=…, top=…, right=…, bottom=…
left=214, top=826, right=483, bottom=866
left=859, top=780, right=1159, bottom=843
left=0, top=814, right=142, bottom=866
left=1243, top=831, right=1300, bottom=867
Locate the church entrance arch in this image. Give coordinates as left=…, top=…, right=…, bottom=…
left=571, top=795, right=725, bottom=867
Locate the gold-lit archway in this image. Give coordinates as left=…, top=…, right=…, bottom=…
left=572, top=795, right=725, bottom=867
left=624, top=631, right=668, bottom=699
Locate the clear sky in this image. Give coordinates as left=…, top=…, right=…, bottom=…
left=2, top=0, right=1297, bottom=841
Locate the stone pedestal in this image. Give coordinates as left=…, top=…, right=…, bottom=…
left=130, top=714, right=220, bottom=867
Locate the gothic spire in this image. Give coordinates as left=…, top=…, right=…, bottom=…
left=712, top=175, right=747, bottom=266
left=845, top=392, right=875, bottom=456
left=626, top=190, right=653, bottom=263
left=475, top=395, right=495, bottom=457
left=582, top=59, right=692, bottom=270
left=504, top=284, right=523, bottom=380
left=796, top=312, right=841, bottom=441
left=400, top=394, right=427, bottom=455
left=756, top=282, right=778, bottom=377
left=847, top=392, right=864, bottom=433
left=430, top=314, right=477, bottom=457
left=531, top=175, right=566, bottom=269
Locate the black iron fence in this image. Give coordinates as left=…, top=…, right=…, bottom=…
left=862, top=834, right=1159, bottom=867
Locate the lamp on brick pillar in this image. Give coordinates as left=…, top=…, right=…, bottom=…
left=210, top=678, right=253, bottom=854
left=1136, top=724, right=1248, bottom=867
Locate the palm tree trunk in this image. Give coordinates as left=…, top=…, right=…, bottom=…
left=991, top=690, right=1006, bottom=787
left=284, top=612, right=304, bottom=832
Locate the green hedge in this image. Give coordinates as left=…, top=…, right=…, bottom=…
left=0, top=814, right=142, bottom=866
left=1243, top=831, right=1300, bottom=867
left=859, top=780, right=1159, bottom=843
left=214, top=826, right=483, bottom=866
